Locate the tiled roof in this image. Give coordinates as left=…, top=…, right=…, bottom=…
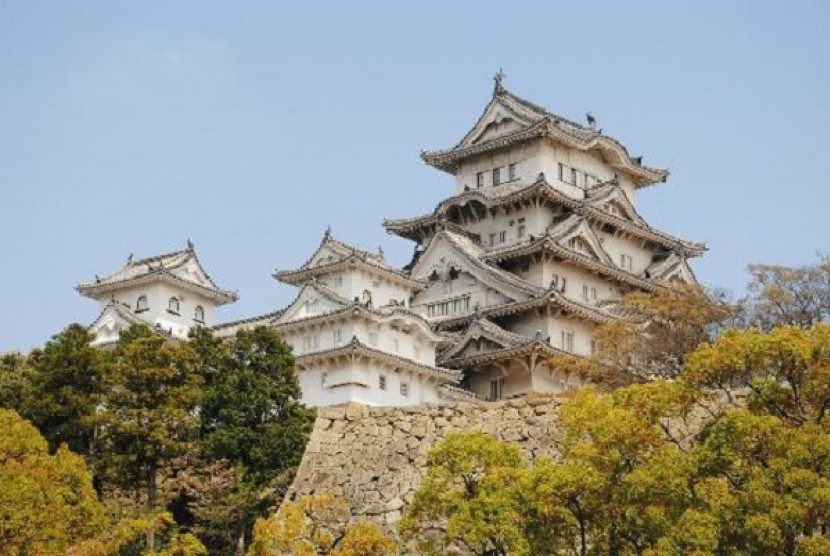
left=77, top=245, right=237, bottom=304
left=384, top=177, right=706, bottom=257
left=422, top=86, right=669, bottom=187
left=295, top=335, right=461, bottom=382
left=421, top=229, right=544, bottom=297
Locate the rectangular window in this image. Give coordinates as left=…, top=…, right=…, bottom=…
left=561, top=331, right=574, bottom=352
left=400, top=382, right=409, bottom=397
left=333, top=329, right=342, bottom=345
left=590, top=339, right=599, bottom=354
left=620, top=254, right=633, bottom=271
left=492, top=167, right=501, bottom=186
left=334, top=276, right=343, bottom=287
left=571, top=168, right=578, bottom=186
left=591, top=287, right=597, bottom=301
left=321, top=372, right=328, bottom=387
left=583, top=285, right=589, bottom=301
left=379, top=375, right=387, bottom=390
left=558, top=163, right=564, bottom=182
left=499, top=231, right=506, bottom=243
left=508, top=163, right=517, bottom=181
left=489, top=378, right=505, bottom=401
left=561, top=277, right=568, bottom=293
left=489, top=233, right=496, bottom=246
left=476, top=172, right=484, bottom=188
left=518, top=225, right=526, bottom=238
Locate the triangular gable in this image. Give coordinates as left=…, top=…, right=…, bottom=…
left=647, top=254, right=697, bottom=285
left=89, top=302, right=148, bottom=346
left=275, top=284, right=351, bottom=324
left=167, top=252, right=220, bottom=290
left=306, top=243, right=350, bottom=269
left=294, top=231, right=385, bottom=272
left=457, top=94, right=542, bottom=149
left=548, top=216, right=613, bottom=265
left=439, top=320, right=529, bottom=362
left=410, top=231, right=538, bottom=302
left=587, top=185, right=645, bottom=225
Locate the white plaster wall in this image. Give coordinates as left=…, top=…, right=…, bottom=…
left=455, top=143, right=538, bottom=193
left=411, top=276, right=511, bottom=321
left=509, top=313, right=598, bottom=357
left=298, top=359, right=444, bottom=407
left=537, top=259, right=620, bottom=303
left=318, top=268, right=413, bottom=308
left=460, top=204, right=559, bottom=250
left=598, top=232, right=655, bottom=275
left=102, top=282, right=216, bottom=338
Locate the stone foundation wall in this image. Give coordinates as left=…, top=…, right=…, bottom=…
left=286, top=395, right=562, bottom=529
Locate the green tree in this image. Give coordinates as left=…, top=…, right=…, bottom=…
left=399, top=432, right=528, bottom=556
left=0, top=351, right=30, bottom=412
left=191, top=326, right=313, bottom=554
left=22, top=324, right=104, bottom=454
left=98, top=327, right=202, bottom=549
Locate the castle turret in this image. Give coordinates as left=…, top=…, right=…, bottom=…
left=77, top=242, right=237, bottom=345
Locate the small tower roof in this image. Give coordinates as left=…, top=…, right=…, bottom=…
left=274, top=229, right=423, bottom=289
left=76, top=242, right=238, bottom=305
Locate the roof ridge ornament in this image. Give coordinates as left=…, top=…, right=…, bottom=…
left=586, top=112, right=597, bottom=130
left=493, top=68, right=506, bottom=96
left=126, top=253, right=133, bottom=265
left=186, top=238, right=194, bottom=251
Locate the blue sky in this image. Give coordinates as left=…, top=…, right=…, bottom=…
left=1, top=0, right=828, bottom=352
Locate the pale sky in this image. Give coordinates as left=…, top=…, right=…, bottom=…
left=1, top=0, right=828, bottom=352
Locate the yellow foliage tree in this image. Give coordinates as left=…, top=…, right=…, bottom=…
left=248, top=493, right=397, bottom=556
left=0, top=408, right=105, bottom=555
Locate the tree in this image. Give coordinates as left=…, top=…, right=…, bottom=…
left=0, top=351, right=30, bottom=412
left=0, top=408, right=105, bottom=555
left=247, top=494, right=397, bottom=556
left=552, top=284, right=734, bottom=385
left=685, top=324, right=830, bottom=428
left=191, top=326, right=313, bottom=554
left=742, top=256, right=830, bottom=330
left=22, top=324, right=105, bottom=454
left=98, top=327, right=203, bottom=549
left=399, top=432, right=528, bottom=556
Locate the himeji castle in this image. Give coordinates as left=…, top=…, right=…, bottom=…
left=78, top=75, right=705, bottom=407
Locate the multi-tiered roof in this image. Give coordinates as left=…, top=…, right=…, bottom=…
left=386, top=79, right=705, bottom=397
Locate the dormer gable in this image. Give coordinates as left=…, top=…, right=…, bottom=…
left=586, top=184, right=646, bottom=225
left=411, top=230, right=540, bottom=303
left=438, top=319, right=530, bottom=363
left=547, top=215, right=613, bottom=265
left=460, top=96, right=541, bottom=148
left=647, top=254, right=697, bottom=285
left=276, top=283, right=351, bottom=325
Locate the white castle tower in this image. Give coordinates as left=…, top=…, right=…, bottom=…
left=77, top=242, right=237, bottom=345
left=215, top=230, right=467, bottom=406
left=384, top=75, right=705, bottom=400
